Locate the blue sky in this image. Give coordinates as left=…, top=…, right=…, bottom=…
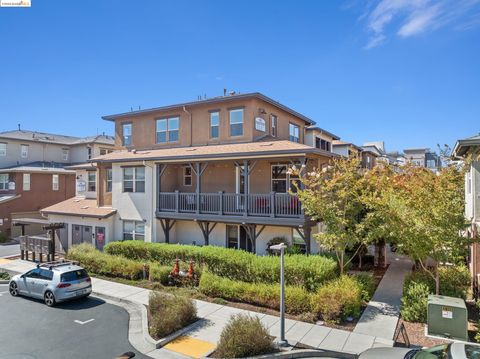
left=0, top=0, right=479, bottom=152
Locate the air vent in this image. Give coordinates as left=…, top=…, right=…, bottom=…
left=80, top=206, right=89, bottom=209
left=260, top=143, right=274, bottom=147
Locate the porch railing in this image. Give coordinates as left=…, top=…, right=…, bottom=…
left=158, top=192, right=302, bottom=218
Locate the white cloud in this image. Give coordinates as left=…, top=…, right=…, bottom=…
left=360, top=0, right=480, bottom=48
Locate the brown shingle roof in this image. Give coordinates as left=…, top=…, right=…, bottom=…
left=41, top=197, right=116, bottom=218
left=91, top=140, right=338, bottom=163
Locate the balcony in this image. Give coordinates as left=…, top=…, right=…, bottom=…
left=156, top=191, right=304, bottom=226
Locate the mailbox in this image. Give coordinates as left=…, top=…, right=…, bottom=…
left=427, top=294, right=468, bottom=341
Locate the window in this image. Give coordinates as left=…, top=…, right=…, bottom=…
left=106, top=168, right=112, bottom=192
left=183, top=166, right=192, bottom=186
left=87, top=147, right=92, bottom=160
left=88, top=171, right=96, bottom=192
left=0, top=143, right=6, bottom=157
left=123, top=220, right=145, bottom=240
left=271, top=115, right=277, bottom=137
left=23, top=173, right=30, bottom=191
left=122, top=123, right=132, bottom=146
left=229, top=109, right=244, bottom=137
left=21, top=145, right=28, bottom=158
left=226, top=225, right=239, bottom=249
left=156, top=117, right=179, bottom=143
left=289, top=123, right=300, bottom=143
left=123, top=167, right=145, bottom=193
left=52, top=174, right=59, bottom=191
left=62, top=149, right=69, bottom=161
left=210, top=112, right=219, bottom=139
left=271, top=165, right=299, bottom=193
left=292, top=229, right=307, bottom=254
left=39, top=269, right=54, bottom=281
left=100, top=148, right=113, bottom=155
left=426, top=159, right=436, bottom=169
left=0, top=174, right=8, bottom=190
left=315, top=137, right=331, bottom=151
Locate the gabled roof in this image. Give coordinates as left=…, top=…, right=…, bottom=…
left=332, top=140, right=362, bottom=151
left=453, top=134, right=480, bottom=157
left=91, top=139, right=338, bottom=164
left=42, top=197, right=117, bottom=219
left=0, top=130, right=114, bottom=146
left=101, top=92, right=315, bottom=125
left=305, top=126, right=340, bottom=140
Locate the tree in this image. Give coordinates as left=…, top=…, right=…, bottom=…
left=295, top=157, right=367, bottom=274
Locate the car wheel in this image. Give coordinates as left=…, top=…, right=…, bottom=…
left=44, top=291, right=56, bottom=307
left=9, top=282, right=18, bottom=296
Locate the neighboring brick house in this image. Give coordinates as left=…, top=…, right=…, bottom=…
left=0, top=130, right=115, bottom=238
left=41, top=92, right=341, bottom=254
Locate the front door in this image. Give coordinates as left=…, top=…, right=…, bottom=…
left=95, top=227, right=106, bottom=251
left=72, top=225, right=82, bottom=246
left=82, top=226, right=92, bottom=245
left=235, top=166, right=248, bottom=210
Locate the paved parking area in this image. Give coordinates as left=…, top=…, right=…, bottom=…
left=0, top=283, right=148, bottom=359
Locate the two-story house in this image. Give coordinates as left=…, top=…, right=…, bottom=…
left=0, top=130, right=115, bottom=238
left=404, top=148, right=441, bottom=171
left=41, top=93, right=339, bottom=254
left=453, top=134, right=480, bottom=289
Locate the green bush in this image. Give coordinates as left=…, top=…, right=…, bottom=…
left=438, top=265, right=471, bottom=299
left=105, top=241, right=338, bottom=291
left=67, top=244, right=171, bottom=283
left=353, top=272, right=375, bottom=302
left=0, top=271, right=10, bottom=280
left=199, top=270, right=313, bottom=315
left=214, top=314, right=275, bottom=358
left=148, top=291, right=197, bottom=339
left=401, top=277, right=431, bottom=323
left=312, top=275, right=362, bottom=322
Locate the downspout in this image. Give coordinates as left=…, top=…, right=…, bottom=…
left=183, top=106, right=192, bottom=146
left=143, top=160, right=155, bottom=242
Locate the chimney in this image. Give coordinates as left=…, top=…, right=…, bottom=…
left=223, top=88, right=227, bottom=96
left=18, top=123, right=21, bottom=131
left=229, top=91, right=236, bottom=96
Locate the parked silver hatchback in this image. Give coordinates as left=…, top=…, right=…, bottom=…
left=8, top=261, right=92, bottom=306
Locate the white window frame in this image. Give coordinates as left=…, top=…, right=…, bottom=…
left=183, top=166, right=192, bottom=186
left=229, top=108, right=244, bottom=137
left=123, top=220, right=145, bottom=241
left=156, top=117, right=180, bottom=143
left=122, top=123, right=132, bottom=146
left=52, top=174, right=59, bottom=191
left=0, top=143, right=6, bottom=157
left=87, top=171, right=96, bottom=192
left=271, top=164, right=299, bottom=193
left=271, top=115, right=277, bottom=137
left=106, top=168, right=112, bottom=193
left=467, top=171, right=472, bottom=195
left=210, top=111, right=219, bottom=139
left=23, top=173, right=30, bottom=191
left=123, top=167, right=145, bottom=193
left=62, top=148, right=69, bottom=161
left=21, top=144, right=28, bottom=158
left=0, top=174, right=8, bottom=190
left=289, top=123, right=300, bottom=143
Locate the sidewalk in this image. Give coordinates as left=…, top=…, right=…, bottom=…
left=1, top=259, right=393, bottom=358
left=353, top=253, right=413, bottom=340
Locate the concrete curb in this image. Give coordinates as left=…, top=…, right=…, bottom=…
left=0, top=280, right=9, bottom=284
left=202, top=349, right=357, bottom=359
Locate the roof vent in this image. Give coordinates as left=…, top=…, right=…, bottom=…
left=260, top=143, right=274, bottom=147
left=186, top=148, right=197, bottom=152
left=229, top=91, right=236, bottom=96
left=80, top=206, right=89, bottom=209
left=132, top=149, right=137, bottom=154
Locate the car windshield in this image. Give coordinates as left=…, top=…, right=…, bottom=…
left=413, top=345, right=450, bottom=359
left=465, top=345, right=480, bottom=359
left=60, top=269, right=88, bottom=282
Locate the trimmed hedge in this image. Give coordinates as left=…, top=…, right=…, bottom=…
left=105, top=241, right=338, bottom=291
left=312, top=275, right=363, bottom=322
left=199, top=270, right=313, bottom=315
left=401, top=265, right=471, bottom=323
left=67, top=243, right=171, bottom=284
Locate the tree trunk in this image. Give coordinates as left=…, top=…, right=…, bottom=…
left=435, top=266, right=440, bottom=295
left=376, top=239, right=386, bottom=268
left=339, top=251, right=344, bottom=275
left=358, top=250, right=363, bottom=270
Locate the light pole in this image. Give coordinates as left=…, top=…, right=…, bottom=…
left=269, top=242, right=288, bottom=347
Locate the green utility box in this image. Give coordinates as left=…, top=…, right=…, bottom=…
left=427, top=294, right=468, bottom=341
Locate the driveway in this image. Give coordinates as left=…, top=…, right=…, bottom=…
left=0, top=283, right=149, bottom=359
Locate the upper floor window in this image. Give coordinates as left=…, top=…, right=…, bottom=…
left=315, top=137, right=331, bottom=151
left=271, top=115, right=277, bottom=137
left=0, top=174, right=8, bottom=190
left=0, top=143, right=6, bottom=157
left=87, top=147, right=92, bottom=160
left=87, top=171, right=96, bottom=192
left=289, top=123, right=300, bottom=143
left=156, top=117, right=179, bottom=143
left=52, top=174, right=59, bottom=191
left=123, top=167, right=145, bottom=193
left=183, top=166, right=192, bottom=186
left=229, top=109, right=244, bottom=137
left=23, top=173, right=30, bottom=191
left=21, top=145, right=28, bottom=158
left=210, top=112, right=219, bottom=139
left=106, top=168, right=112, bottom=192
left=100, top=148, right=113, bottom=156
left=62, top=149, right=69, bottom=161
left=426, top=159, right=437, bottom=169
left=122, top=123, right=132, bottom=146
left=123, top=220, right=145, bottom=241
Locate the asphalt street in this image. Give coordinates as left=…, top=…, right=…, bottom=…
left=0, top=283, right=149, bottom=359
left=0, top=242, right=20, bottom=258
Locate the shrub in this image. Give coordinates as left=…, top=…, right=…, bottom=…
left=312, top=275, right=362, bottom=322
left=214, top=314, right=275, bottom=358
left=198, top=270, right=313, bottom=315
left=401, top=279, right=431, bottom=323
left=67, top=243, right=171, bottom=283
left=105, top=241, right=338, bottom=291
left=0, top=271, right=10, bottom=280
left=438, top=265, right=471, bottom=299
left=353, top=272, right=375, bottom=302
left=148, top=291, right=197, bottom=339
